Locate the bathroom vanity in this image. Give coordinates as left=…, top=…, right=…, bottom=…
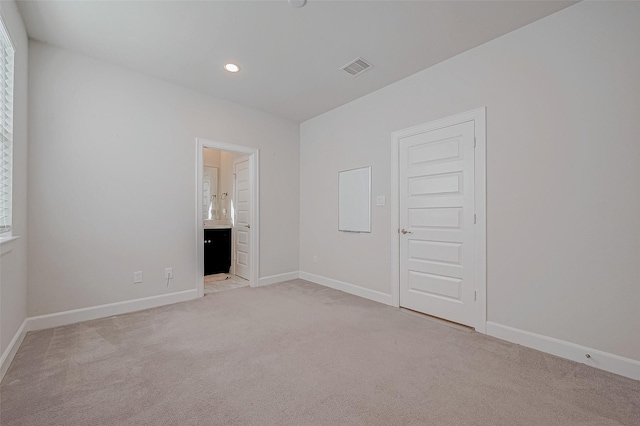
left=204, top=227, right=231, bottom=275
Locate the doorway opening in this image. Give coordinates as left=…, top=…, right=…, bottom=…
left=196, top=138, right=259, bottom=298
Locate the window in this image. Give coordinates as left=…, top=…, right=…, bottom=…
left=0, top=17, right=14, bottom=236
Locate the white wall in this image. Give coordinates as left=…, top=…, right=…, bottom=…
left=0, top=0, right=28, bottom=363
left=300, top=2, right=640, bottom=361
left=28, top=41, right=300, bottom=316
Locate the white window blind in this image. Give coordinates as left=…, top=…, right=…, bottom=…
left=0, top=18, right=14, bottom=235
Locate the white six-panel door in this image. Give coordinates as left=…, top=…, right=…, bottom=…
left=234, top=159, right=250, bottom=280
left=398, top=120, right=476, bottom=327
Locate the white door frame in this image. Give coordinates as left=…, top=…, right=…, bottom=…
left=196, top=138, right=260, bottom=298
left=390, top=107, right=487, bottom=333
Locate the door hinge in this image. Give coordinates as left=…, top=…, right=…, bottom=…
left=474, top=137, right=477, bottom=148
left=474, top=214, right=477, bottom=224
left=474, top=291, right=477, bottom=301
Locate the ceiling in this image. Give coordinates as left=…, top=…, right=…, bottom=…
left=17, top=0, right=576, bottom=123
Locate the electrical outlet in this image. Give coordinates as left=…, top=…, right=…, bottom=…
left=165, top=268, right=173, bottom=279
left=313, top=255, right=318, bottom=264
left=134, top=271, right=143, bottom=284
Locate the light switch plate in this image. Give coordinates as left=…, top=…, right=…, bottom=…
left=134, top=271, right=143, bottom=284
left=376, top=196, right=386, bottom=206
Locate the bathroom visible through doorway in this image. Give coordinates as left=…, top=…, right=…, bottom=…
left=196, top=138, right=259, bottom=298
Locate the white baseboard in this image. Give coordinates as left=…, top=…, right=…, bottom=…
left=257, top=271, right=300, bottom=287
left=26, top=289, right=199, bottom=332
left=0, top=319, right=27, bottom=382
left=486, top=321, right=640, bottom=381
left=300, top=271, right=393, bottom=306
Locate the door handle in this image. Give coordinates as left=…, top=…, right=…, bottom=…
left=401, top=229, right=412, bottom=234
left=245, top=224, right=250, bottom=229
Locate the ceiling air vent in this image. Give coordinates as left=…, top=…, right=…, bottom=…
left=340, top=57, right=373, bottom=77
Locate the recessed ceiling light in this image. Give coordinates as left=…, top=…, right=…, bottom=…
left=224, top=63, right=240, bottom=73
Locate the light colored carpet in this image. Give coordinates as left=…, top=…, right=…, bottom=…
left=1, top=280, right=639, bottom=425
left=204, top=273, right=249, bottom=294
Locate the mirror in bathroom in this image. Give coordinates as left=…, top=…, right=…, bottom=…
left=203, top=166, right=219, bottom=220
